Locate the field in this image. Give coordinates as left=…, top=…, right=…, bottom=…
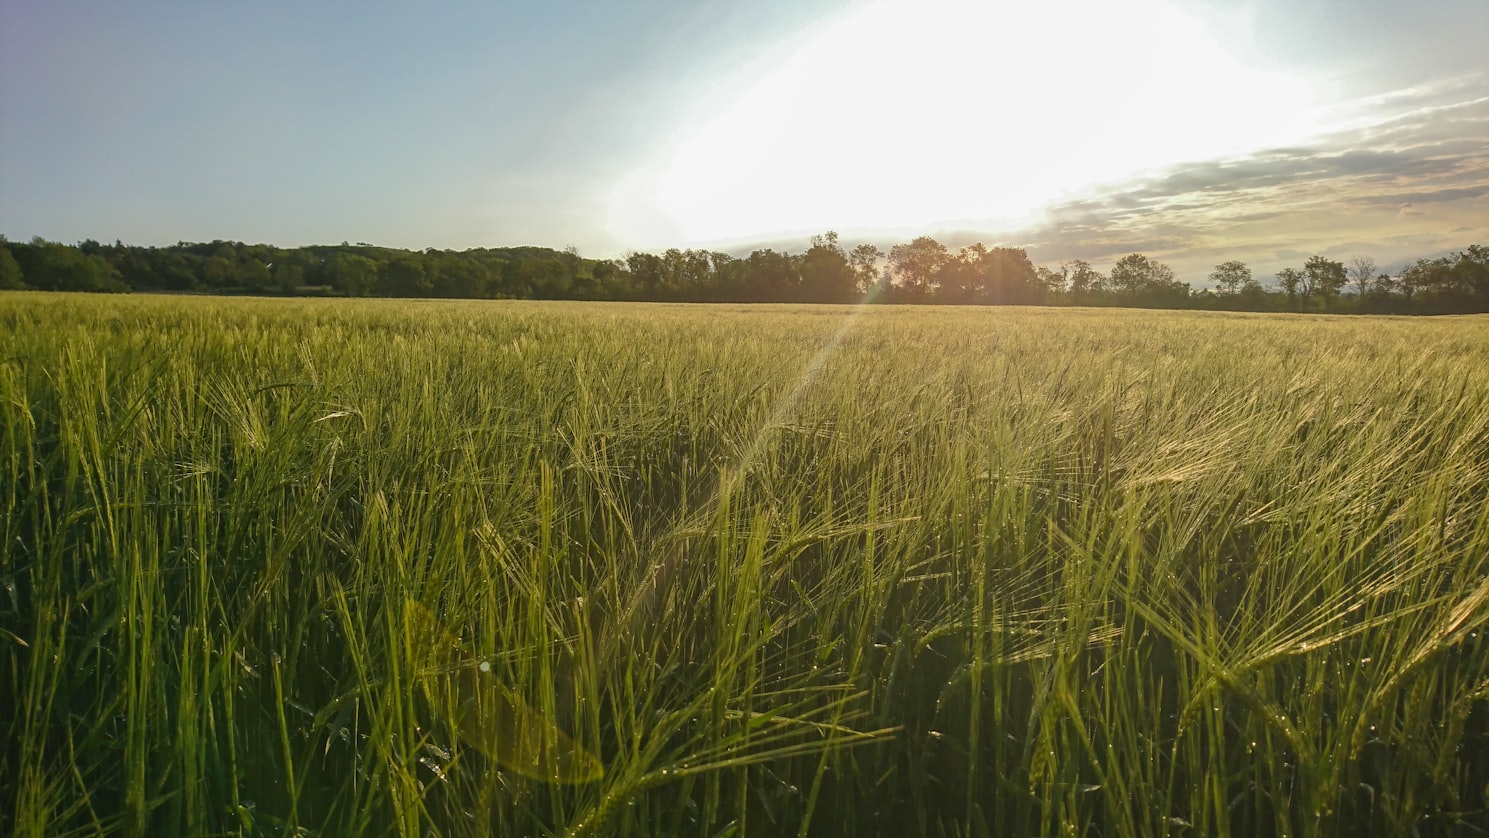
left=2, top=293, right=1488, bottom=836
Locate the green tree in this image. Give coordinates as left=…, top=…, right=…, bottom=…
left=1209, top=260, right=1251, bottom=295
left=378, top=255, right=430, bottom=296
left=1276, top=267, right=1302, bottom=307
left=850, top=244, right=883, bottom=296
left=1110, top=253, right=1170, bottom=294
left=980, top=246, right=1040, bottom=304
left=1066, top=260, right=1105, bottom=300
left=660, top=249, right=715, bottom=300
left=1453, top=244, right=1489, bottom=303
left=237, top=259, right=273, bottom=292
left=742, top=249, right=799, bottom=302
left=12, top=240, right=126, bottom=292
left=1303, top=255, right=1347, bottom=308
left=272, top=262, right=303, bottom=293
left=1109, top=253, right=1186, bottom=304
left=886, top=236, right=949, bottom=300
left=428, top=253, right=494, bottom=298
left=947, top=244, right=1040, bottom=305
left=203, top=256, right=236, bottom=288
left=1036, top=264, right=1067, bottom=298
left=589, top=259, right=623, bottom=299
left=1397, top=246, right=1489, bottom=310
left=799, top=232, right=858, bottom=303
left=326, top=253, right=377, bottom=296
left=0, top=243, right=24, bottom=289
left=624, top=252, right=665, bottom=298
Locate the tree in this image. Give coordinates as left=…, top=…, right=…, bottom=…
left=0, top=243, right=24, bottom=289
left=1276, top=267, right=1302, bottom=307
left=935, top=246, right=980, bottom=304
left=237, top=259, right=272, bottom=292
left=590, top=259, right=624, bottom=299
left=1036, top=264, right=1067, bottom=297
left=1110, top=253, right=1171, bottom=293
left=12, top=230, right=1484, bottom=314
left=1066, top=260, right=1105, bottom=300
left=1396, top=246, right=1489, bottom=310
left=561, top=246, right=598, bottom=298
left=1209, top=260, right=1251, bottom=295
left=429, top=253, right=493, bottom=298
left=272, top=262, right=303, bottom=293
left=1454, top=244, right=1489, bottom=302
left=741, top=248, right=799, bottom=302
left=511, top=253, right=572, bottom=298
left=799, top=232, right=858, bottom=303
left=325, top=253, right=377, bottom=296
left=1109, top=253, right=1186, bottom=304
left=10, top=239, right=126, bottom=292
left=378, top=255, right=430, bottom=296
left=624, top=252, right=665, bottom=298
left=886, top=236, right=949, bottom=300
left=955, top=244, right=1040, bottom=305
left=203, top=256, right=236, bottom=288
left=145, top=250, right=201, bottom=290
left=1348, top=255, right=1377, bottom=298
left=657, top=248, right=715, bottom=300
left=1303, top=255, right=1347, bottom=308
left=849, top=243, right=883, bottom=296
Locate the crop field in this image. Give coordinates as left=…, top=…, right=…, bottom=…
left=2, top=293, right=1488, bottom=836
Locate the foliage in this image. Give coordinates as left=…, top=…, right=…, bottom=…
left=1399, top=246, right=1489, bottom=311
left=886, top=236, right=950, bottom=300
left=6, top=235, right=1489, bottom=314
left=6, top=238, right=127, bottom=292
left=0, top=243, right=24, bottom=290
left=1102, top=253, right=1185, bottom=307
left=1209, top=259, right=1253, bottom=295
left=1304, top=255, right=1348, bottom=308
left=2, top=296, right=1488, bottom=836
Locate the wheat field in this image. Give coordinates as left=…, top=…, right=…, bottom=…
left=2, top=293, right=1487, bottom=835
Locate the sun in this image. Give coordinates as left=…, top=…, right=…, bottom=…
left=617, top=0, right=1318, bottom=247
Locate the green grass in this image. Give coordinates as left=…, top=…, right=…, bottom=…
left=2, top=293, right=1487, bottom=836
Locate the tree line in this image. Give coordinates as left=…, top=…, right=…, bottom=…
left=2, top=233, right=1486, bottom=314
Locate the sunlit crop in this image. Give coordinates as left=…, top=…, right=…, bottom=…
left=3, top=294, right=1487, bottom=835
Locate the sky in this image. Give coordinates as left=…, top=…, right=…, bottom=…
left=2, top=0, right=1486, bottom=284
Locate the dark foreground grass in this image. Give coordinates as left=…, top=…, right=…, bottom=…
left=2, top=293, right=1487, bottom=836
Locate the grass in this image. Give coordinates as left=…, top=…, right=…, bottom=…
left=2, top=292, right=1487, bottom=836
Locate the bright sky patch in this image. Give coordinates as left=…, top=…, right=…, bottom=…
left=633, top=0, right=1318, bottom=245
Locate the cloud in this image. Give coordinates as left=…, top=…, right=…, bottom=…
left=1017, top=79, right=1489, bottom=279
left=1362, top=186, right=1489, bottom=205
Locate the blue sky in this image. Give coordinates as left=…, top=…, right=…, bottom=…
left=2, top=0, right=1486, bottom=280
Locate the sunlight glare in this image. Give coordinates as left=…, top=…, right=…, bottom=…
left=628, top=0, right=1318, bottom=245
